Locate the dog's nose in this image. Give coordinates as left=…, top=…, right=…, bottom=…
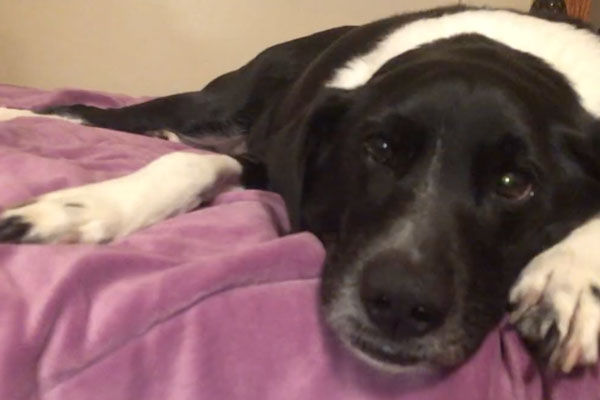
left=360, top=255, right=451, bottom=339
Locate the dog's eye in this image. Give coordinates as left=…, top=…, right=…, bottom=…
left=364, top=135, right=393, bottom=164
left=495, top=172, right=534, bottom=202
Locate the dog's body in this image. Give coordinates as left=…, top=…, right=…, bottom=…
left=2, top=6, right=600, bottom=373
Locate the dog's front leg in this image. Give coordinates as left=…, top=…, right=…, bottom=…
left=0, top=152, right=241, bottom=243
left=510, top=218, right=600, bottom=372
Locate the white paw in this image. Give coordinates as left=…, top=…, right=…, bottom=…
left=0, top=189, right=122, bottom=244
left=510, top=222, right=600, bottom=373
left=0, top=152, right=242, bottom=244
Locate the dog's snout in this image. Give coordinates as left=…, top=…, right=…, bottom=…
left=360, top=254, right=452, bottom=339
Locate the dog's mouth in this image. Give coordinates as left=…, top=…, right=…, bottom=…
left=339, top=317, right=434, bottom=370
left=345, top=329, right=471, bottom=371
left=348, top=333, right=422, bottom=366
left=330, top=312, right=474, bottom=371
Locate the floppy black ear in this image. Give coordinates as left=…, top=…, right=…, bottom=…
left=538, top=120, right=600, bottom=249
left=560, top=120, right=600, bottom=181
left=265, top=89, right=353, bottom=231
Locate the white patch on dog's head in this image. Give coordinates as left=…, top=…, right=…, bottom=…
left=326, top=9, right=600, bottom=117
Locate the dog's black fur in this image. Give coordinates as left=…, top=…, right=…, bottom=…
left=40, top=6, right=600, bottom=368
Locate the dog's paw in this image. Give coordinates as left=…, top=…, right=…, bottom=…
left=0, top=190, right=120, bottom=244
left=509, top=224, right=600, bottom=373
left=0, top=153, right=243, bottom=245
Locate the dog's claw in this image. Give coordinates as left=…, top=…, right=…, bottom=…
left=509, top=289, right=544, bottom=325
left=512, top=304, right=559, bottom=363
left=0, top=215, right=32, bottom=243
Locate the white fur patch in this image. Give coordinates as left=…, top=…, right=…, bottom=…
left=510, top=217, right=600, bottom=372
left=0, top=106, right=82, bottom=124
left=0, top=152, right=241, bottom=243
left=326, top=9, right=600, bottom=117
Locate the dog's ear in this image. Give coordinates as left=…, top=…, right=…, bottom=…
left=559, top=119, right=600, bottom=181
left=266, top=88, right=354, bottom=231
left=540, top=119, right=600, bottom=249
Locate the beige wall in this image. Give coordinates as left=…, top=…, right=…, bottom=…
left=0, top=0, right=531, bottom=96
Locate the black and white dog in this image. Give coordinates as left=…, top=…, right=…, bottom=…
left=1, top=6, right=600, bottom=373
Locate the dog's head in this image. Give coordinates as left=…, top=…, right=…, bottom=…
left=270, top=34, right=600, bottom=370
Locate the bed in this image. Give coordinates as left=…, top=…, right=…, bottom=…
left=0, top=84, right=598, bottom=400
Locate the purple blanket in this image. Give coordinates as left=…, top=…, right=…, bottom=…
left=0, top=84, right=598, bottom=400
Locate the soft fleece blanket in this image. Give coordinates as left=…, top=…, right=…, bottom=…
left=0, top=84, right=598, bottom=400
